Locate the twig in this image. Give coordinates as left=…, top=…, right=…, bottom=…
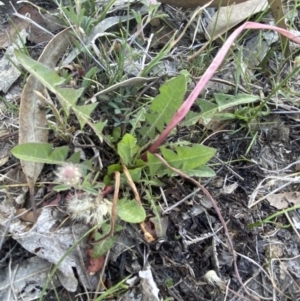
left=285, top=212, right=300, bottom=241
left=159, top=187, right=169, bottom=207
left=248, top=174, right=300, bottom=208
left=163, top=187, right=201, bottom=214
left=154, top=153, right=260, bottom=301
left=215, top=157, right=244, bottom=181
left=94, top=250, right=110, bottom=300
left=140, top=33, right=153, bottom=73
left=11, top=4, right=54, bottom=37
left=122, top=162, right=157, bottom=242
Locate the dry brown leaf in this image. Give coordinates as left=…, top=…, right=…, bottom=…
left=42, top=11, right=66, bottom=32
left=11, top=207, right=98, bottom=291
left=150, top=18, right=174, bottom=48
left=0, top=16, right=30, bottom=49
left=0, top=4, right=53, bottom=49
left=149, top=216, right=168, bottom=239
left=19, top=28, right=73, bottom=214
left=87, top=249, right=105, bottom=275
left=0, top=28, right=29, bottom=92
left=205, top=0, right=268, bottom=40
left=0, top=131, right=14, bottom=166
left=16, top=3, right=53, bottom=44
left=266, top=192, right=300, bottom=210
left=140, top=221, right=156, bottom=243
left=16, top=208, right=36, bottom=223
left=0, top=167, right=27, bottom=225
left=0, top=256, right=61, bottom=301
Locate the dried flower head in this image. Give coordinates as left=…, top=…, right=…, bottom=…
left=56, top=163, right=82, bottom=187
left=204, top=270, right=226, bottom=292
left=67, top=192, right=112, bottom=225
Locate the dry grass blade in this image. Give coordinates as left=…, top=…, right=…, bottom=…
left=121, top=163, right=143, bottom=206
left=268, top=0, right=289, bottom=56
left=121, top=162, right=155, bottom=242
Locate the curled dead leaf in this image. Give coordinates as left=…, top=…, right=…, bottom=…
left=266, top=192, right=300, bottom=210
left=16, top=3, right=53, bottom=44
left=205, top=0, right=268, bottom=40
left=19, top=29, right=73, bottom=216
left=140, top=221, right=156, bottom=243
left=87, top=249, right=105, bottom=275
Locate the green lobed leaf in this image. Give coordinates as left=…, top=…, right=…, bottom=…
left=117, top=199, right=146, bottom=223
left=181, top=111, right=202, bottom=127
left=146, top=191, right=168, bottom=239
left=92, top=223, right=122, bottom=258
left=111, top=127, right=121, bottom=143
left=128, top=167, right=142, bottom=182
left=214, top=93, right=258, bottom=111
left=92, top=235, right=117, bottom=258
left=67, top=152, right=81, bottom=164
left=82, top=66, right=98, bottom=88
left=14, top=50, right=94, bottom=128
left=182, top=95, right=256, bottom=127
left=11, top=143, right=52, bottom=161
left=168, top=165, right=215, bottom=178
left=56, top=87, right=82, bottom=116
left=49, top=146, right=69, bottom=162
left=129, top=106, right=146, bottom=132
left=117, top=133, right=140, bottom=165
left=53, top=184, right=70, bottom=192
left=147, top=144, right=216, bottom=177
left=181, top=98, right=217, bottom=127
left=139, top=113, right=157, bottom=139
left=103, top=175, right=111, bottom=186
left=81, top=159, right=94, bottom=171
left=94, top=120, right=108, bottom=143
left=11, top=143, right=70, bottom=164
left=214, top=112, right=236, bottom=120
left=147, top=152, right=163, bottom=177
left=15, top=50, right=66, bottom=87
left=139, top=75, right=188, bottom=140
left=107, top=164, right=122, bottom=176
left=74, top=103, right=98, bottom=129
left=169, top=145, right=216, bottom=170
left=198, top=99, right=218, bottom=125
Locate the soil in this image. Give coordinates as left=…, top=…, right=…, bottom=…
left=1, top=1, right=300, bottom=301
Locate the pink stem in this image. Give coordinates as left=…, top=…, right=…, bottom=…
left=148, top=21, right=300, bottom=153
